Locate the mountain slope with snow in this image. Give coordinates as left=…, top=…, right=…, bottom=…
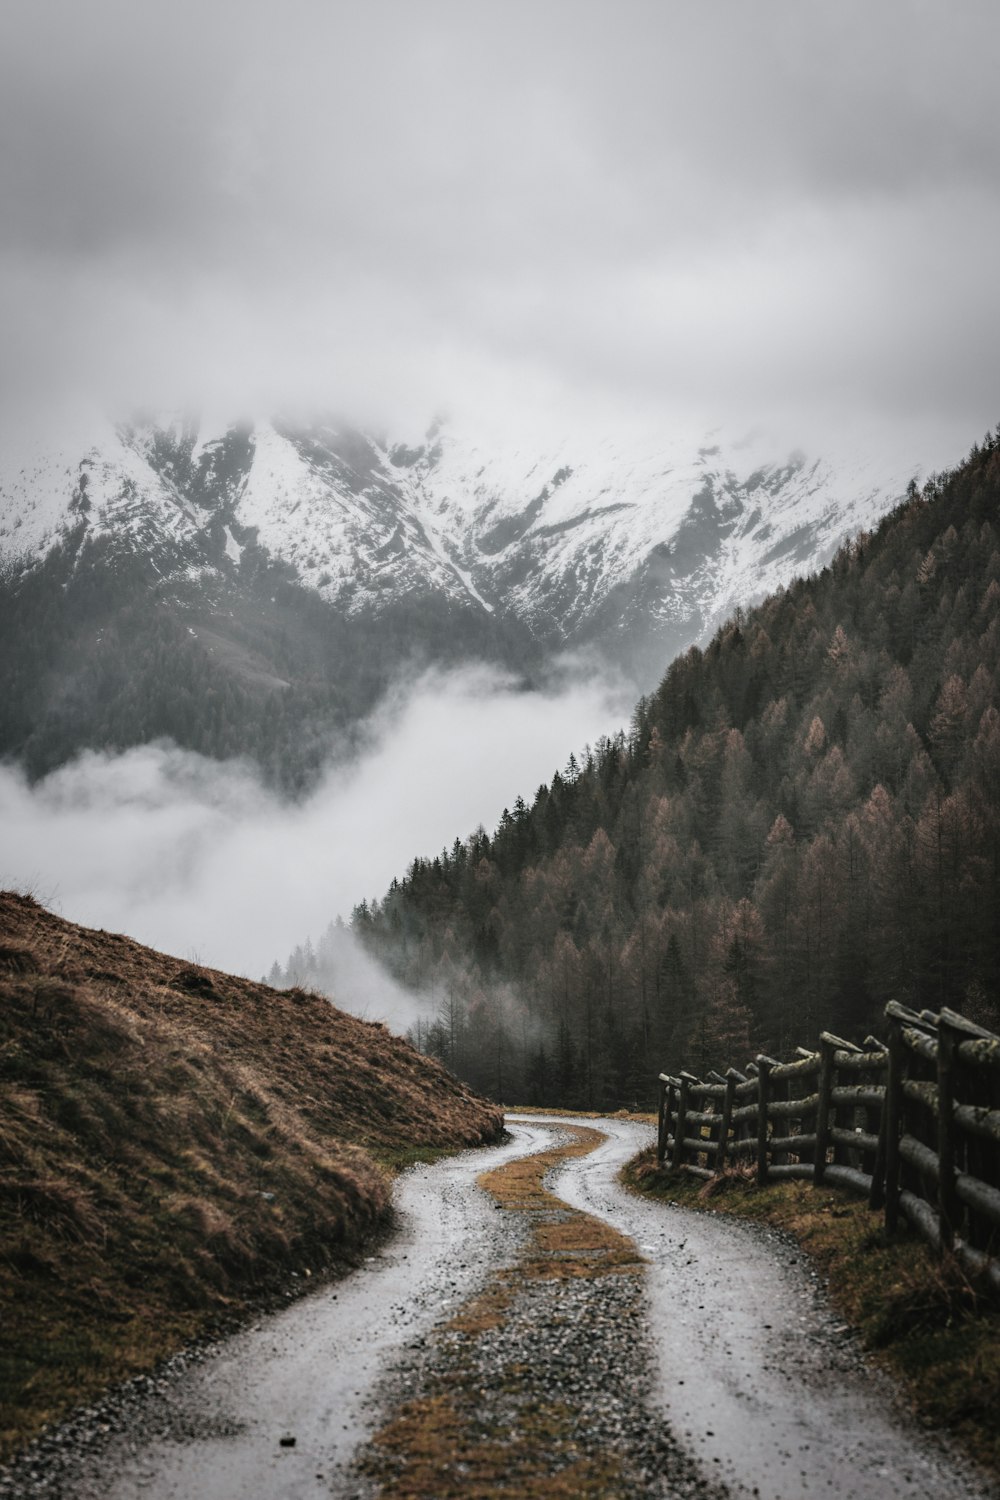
left=0, top=407, right=920, bottom=784
left=1, top=412, right=918, bottom=657
left=388, top=422, right=918, bottom=669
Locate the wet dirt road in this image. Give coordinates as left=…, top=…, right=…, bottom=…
left=48, top=1126, right=550, bottom=1500
left=7, top=1115, right=995, bottom=1499
left=531, top=1113, right=994, bottom=1500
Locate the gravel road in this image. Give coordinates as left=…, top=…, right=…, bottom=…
left=532, top=1112, right=996, bottom=1500
left=0, top=1125, right=548, bottom=1500
left=2, top=1114, right=995, bottom=1500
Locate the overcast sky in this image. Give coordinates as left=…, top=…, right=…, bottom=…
left=2, top=0, right=998, bottom=460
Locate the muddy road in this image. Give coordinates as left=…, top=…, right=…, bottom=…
left=4, top=1115, right=993, bottom=1499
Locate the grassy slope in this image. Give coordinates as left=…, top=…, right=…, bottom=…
left=0, top=892, right=503, bottom=1459
left=624, top=1150, right=1000, bottom=1481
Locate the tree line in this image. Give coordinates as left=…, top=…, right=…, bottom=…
left=342, top=429, right=1000, bottom=1107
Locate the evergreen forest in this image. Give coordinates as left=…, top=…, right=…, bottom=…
left=320, top=432, right=1000, bottom=1107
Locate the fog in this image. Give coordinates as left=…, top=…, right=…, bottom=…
left=2, top=2, right=998, bottom=460
left=0, top=665, right=633, bottom=1022
left=280, top=921, right=439, bottom=1037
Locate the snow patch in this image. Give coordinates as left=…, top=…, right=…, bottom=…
left=223, top=526, right=243, bottom=565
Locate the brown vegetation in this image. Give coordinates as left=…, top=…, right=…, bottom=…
left=0, top=891, right=502, bottom=1460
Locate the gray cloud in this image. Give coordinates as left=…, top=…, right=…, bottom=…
left=1, top=1, right=998, bottom=456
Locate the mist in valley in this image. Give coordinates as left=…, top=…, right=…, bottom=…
left=0, top=662, right=633, bottom=1030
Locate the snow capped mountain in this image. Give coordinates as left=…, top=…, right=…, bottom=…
left=0, top=409, right=917, bottom=679
left=385, top=421, right=918, bottom=668
left=0, top=414, right=202, bottom=565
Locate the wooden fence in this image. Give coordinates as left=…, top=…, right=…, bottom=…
left=656, top=1000, right=1000, bottom=1292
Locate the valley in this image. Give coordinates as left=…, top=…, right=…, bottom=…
left=3, top=1111, right=993, bottom=1500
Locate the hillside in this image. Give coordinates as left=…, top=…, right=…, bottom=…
left=333, top=428, right=1000, bottom=1105
left=0, top=892, right=502, bottom=1459
left=0, top=412, right=914, bottom=789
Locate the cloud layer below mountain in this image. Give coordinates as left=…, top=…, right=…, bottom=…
left=0, top=665, right=632, bottom=1017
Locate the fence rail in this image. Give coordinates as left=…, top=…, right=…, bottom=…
left=657, top=1001, right=1000, bottom=1293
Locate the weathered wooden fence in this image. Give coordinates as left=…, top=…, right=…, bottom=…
left=657, top=1001, right=1000, bottom=1292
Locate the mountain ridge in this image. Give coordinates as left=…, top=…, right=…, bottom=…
left=0, top=410, right=919, bottom=785
left=1, top=412, right=918, bottom=647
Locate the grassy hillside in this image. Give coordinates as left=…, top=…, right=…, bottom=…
left=0, top=891, right=503, bottom=1459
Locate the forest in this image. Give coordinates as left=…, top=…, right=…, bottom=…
left=299, top=430, right=1000, bottom=1108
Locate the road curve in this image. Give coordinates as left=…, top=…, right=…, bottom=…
left=35, top=1123, right=556, bottom=1500
left=528, top=1112, right=996, bottom=1500
left=4, top=1115, right=995, bottom=1500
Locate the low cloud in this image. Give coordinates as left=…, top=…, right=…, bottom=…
left=0, top=664, right=632, bottom=1025
left=279, top=921, right=439, bottom=1037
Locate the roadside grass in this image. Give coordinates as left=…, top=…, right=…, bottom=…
left=373, top=1143, right=469, bottom=1173
left=366, top=1388, right=626, bottom=1500
left=0, top=891, right=502, bottom=1463
left=479, top=1127, right=644, bottom=1280
left=623, top=1148, right=1000, bottom=1479
left=359, top=1124, right=646, bottom=1498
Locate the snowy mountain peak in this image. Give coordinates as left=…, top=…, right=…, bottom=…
left=0, top=410, right=918, bottom=681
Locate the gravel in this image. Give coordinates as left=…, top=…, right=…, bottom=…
left=351, top=1262, right=727, bottom=1499
left=3, top=1115, right=996, bottom=1500
left=0, top=1127, right=547, bottom=1500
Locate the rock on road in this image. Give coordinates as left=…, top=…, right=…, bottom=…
left=3, top=1115, right=994, bottom=1499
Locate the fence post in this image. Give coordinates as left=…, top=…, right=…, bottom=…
left=868, top=1043, right=890, bottom=1211
left=717, top=1070, right=737, bottom=1175
left=884, top=1013, right=904, bottom=1234
left=937, top=1016, right=959, bottom=1253
left=814, top=1035, right=834, bottom=1185
left=756, top=1057, right=773, bottom=1186
left=657, top=1075, right=669, bottom=1164
left=672, top=1074, right=690, bottom=1171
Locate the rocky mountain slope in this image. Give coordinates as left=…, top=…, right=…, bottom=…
left=0, top=410, right=918, bottom=783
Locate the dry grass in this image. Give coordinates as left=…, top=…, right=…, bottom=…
left=0, top=892, right=502, bottom=1461
left=623, top=1149, right=1000, bottom=1480
left=359, top=1124, right=643, bottom=1498
left=479, top=1127, right=644, bottom=1280
left=365, top=1389, right=626, bottom=1500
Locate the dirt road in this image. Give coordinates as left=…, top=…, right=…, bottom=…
left=3, top=1115, right=993, bottom=1499
left=536, top=1113, right=993, bottom=1500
